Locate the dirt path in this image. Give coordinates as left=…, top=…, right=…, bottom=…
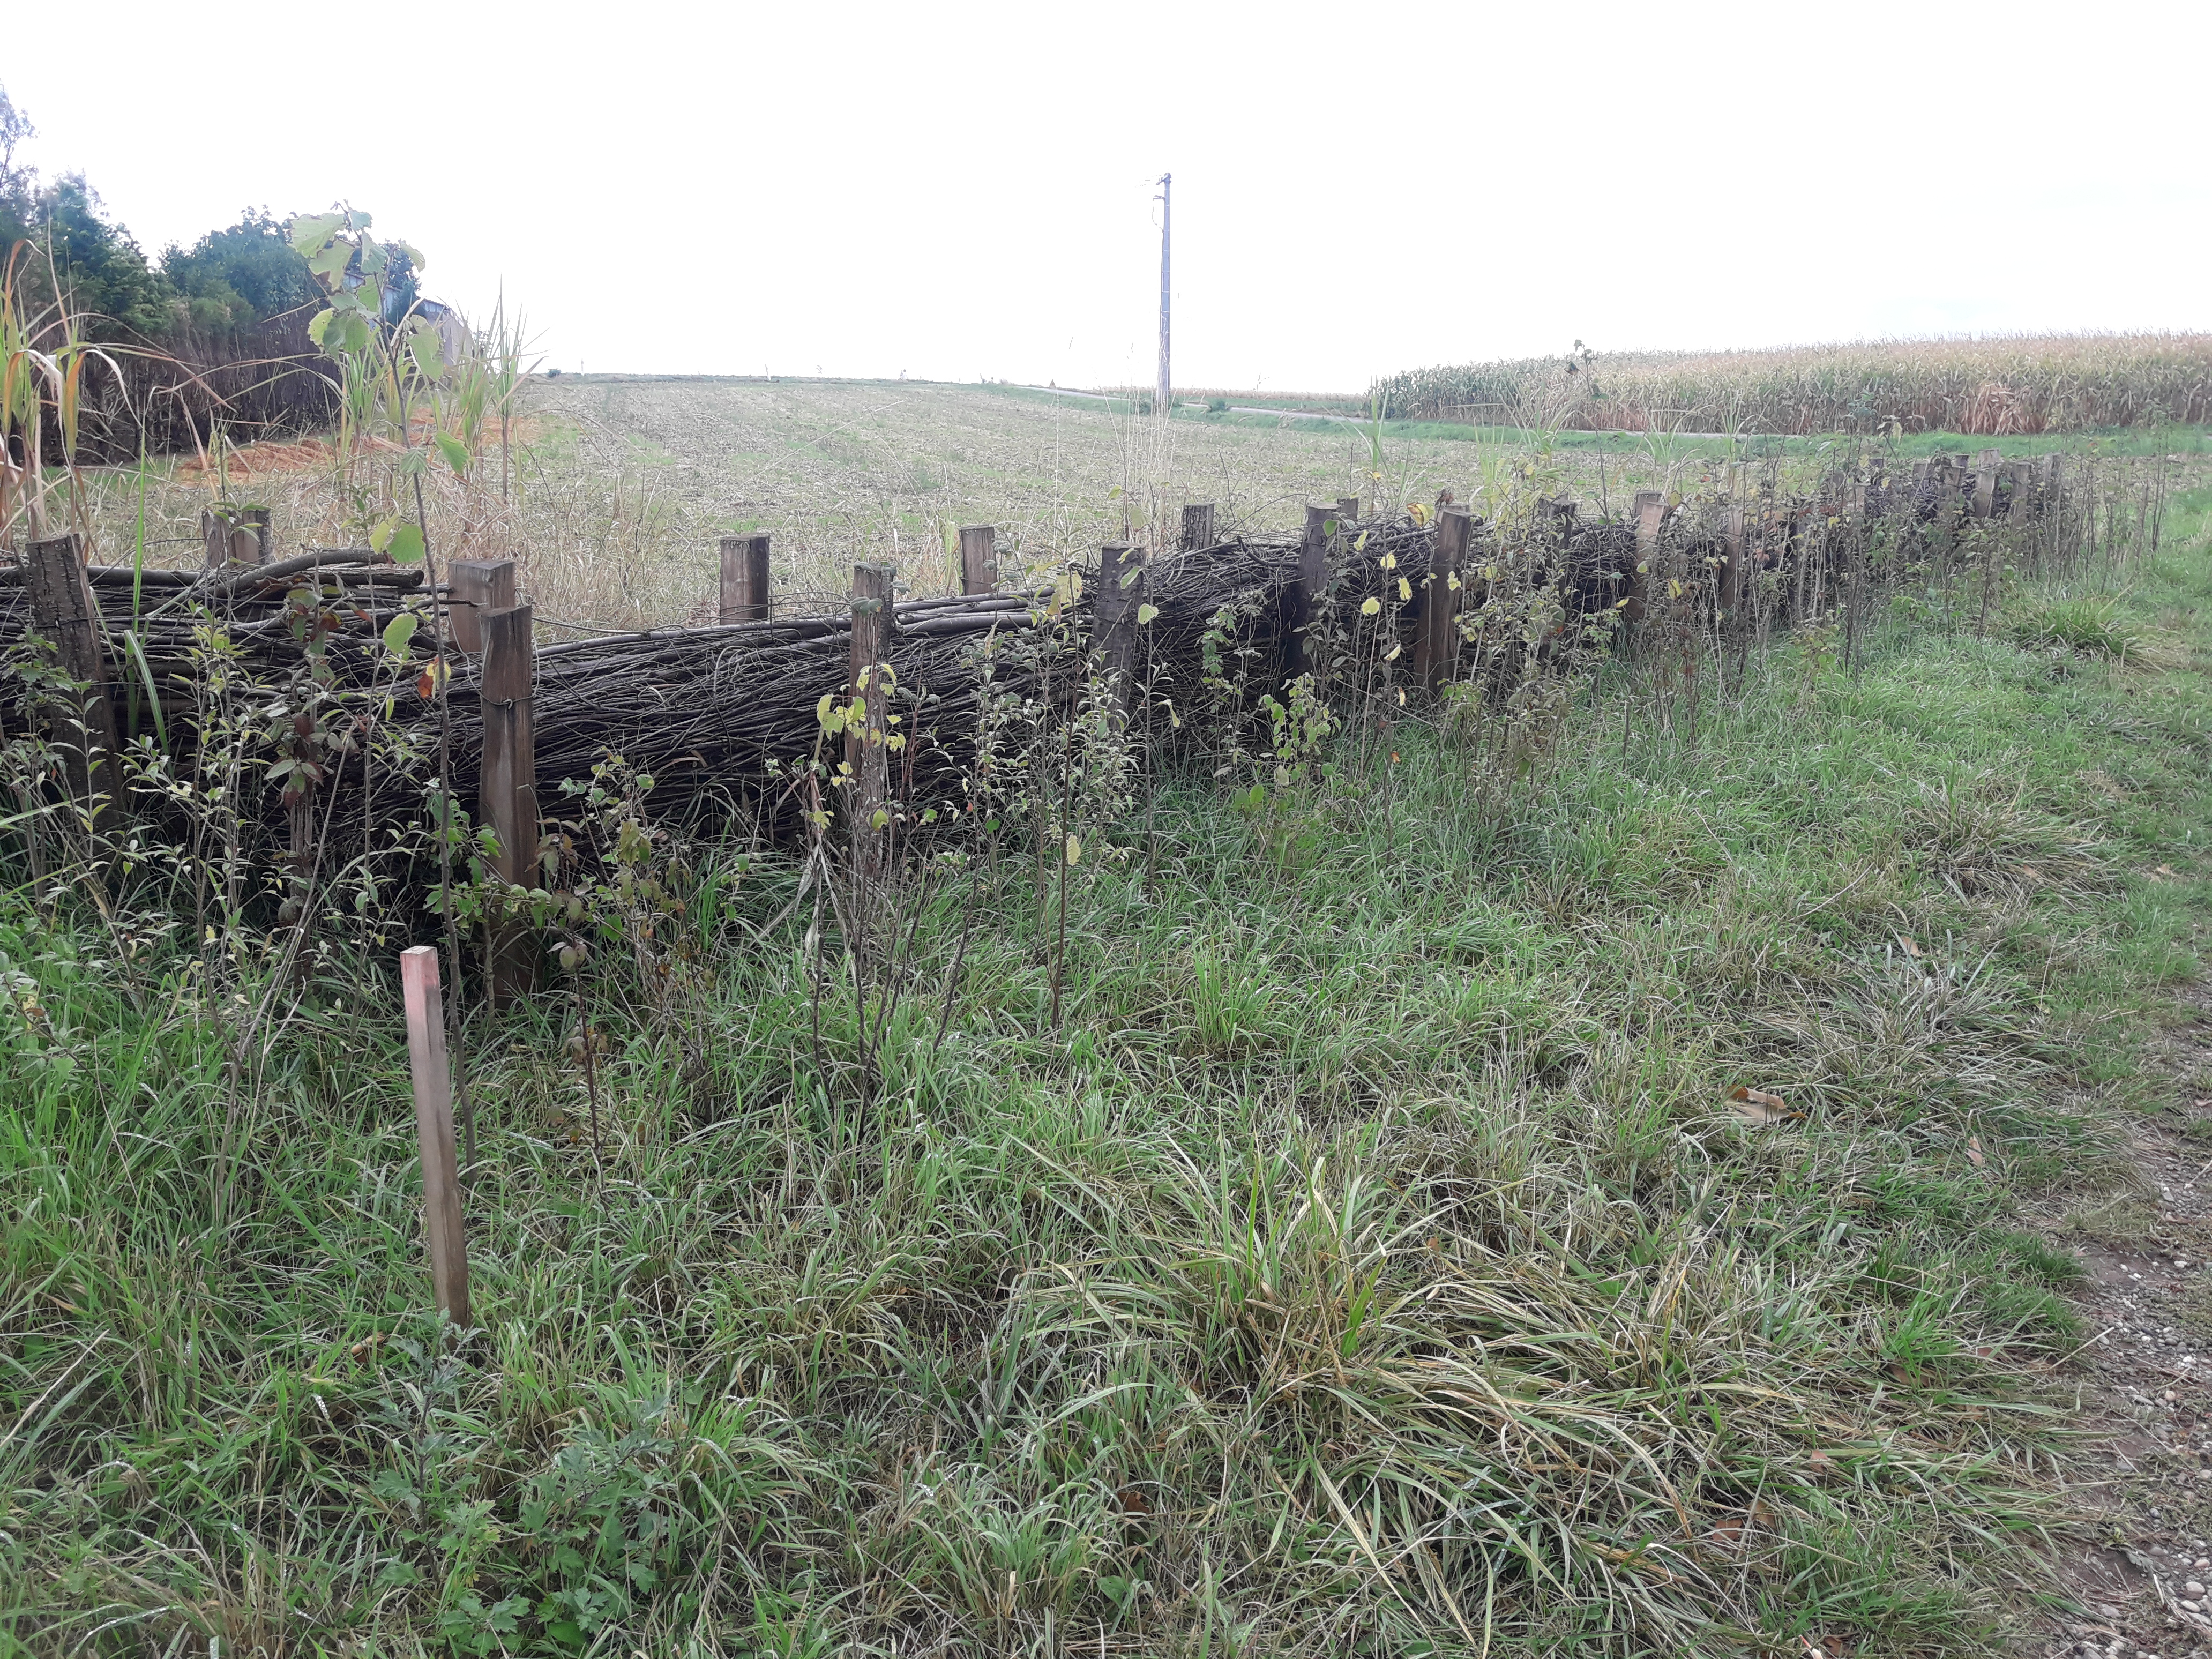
left=2031, top=1004, right=2212, bottom=1659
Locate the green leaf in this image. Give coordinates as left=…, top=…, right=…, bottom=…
left=1136, top=603, right=1159, bottom=625
left=307, top=239, right=352, bottom=285
left=394, top=241, right=425, bottom=274
left=288, top=211, right=347, bottom=258
left=307, top=310, right=333, bottom=346
left=435, top=433, right=471, bottom=473
left=382, top=613, right=420, bottom=658
left=1065, top=833, right=1081, bottom=866
left=388, top=523, right=426, bottom=565
left=408, top=326, right=446, bottom=384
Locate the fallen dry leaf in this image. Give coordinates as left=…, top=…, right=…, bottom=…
left=1729, top=1085, right=1798, bottom=1125
left=1897, top=935, right=1923, bottom=958
left=1803, top=1637, right=1850, bottom=1658
left=1806, top=1450, right=1835, bottom=1476
left=1966, top=1135, right=1986, bottom=1169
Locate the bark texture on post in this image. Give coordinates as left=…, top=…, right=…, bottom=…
left=1179, top=503, right=1215, bottom=552
left=719, top=533, right=772, bottom=623
left=1629, top=492, right=1664, bottom=623
left=200, top=505, right=271, bottom=570
left=400, top=946, right=472, bottom=1328
left=1720, top=503, right=1747, bottom=614
left=1286, top=503, right=1334, bottom=684
left=846, top=564, right=894, bottom=886
left=1972, top=449, right=2001, bottom=519
left=1093, top=542, right=1146, bottom=719
left=481, top=604, right=539, bottom=1006
left=1415, top=505, right=1471, bottom=692
left=448, top=558, right=515, bottom=655
left=958, top=525, right=997, bottom=596
left=26, top=533, right=123, bottom=821
left=1337, top=496, right=1361, bottom=526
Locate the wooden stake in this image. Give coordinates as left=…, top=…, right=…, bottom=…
left=25, top=533, right=124, bottom=824
left=958, top=525, right=997, bottom=595
left=1972, top=449, right=2001, bottom=519
left=1719, top=502, right=1746, bottom=615
left=200, top=505, right=270, bottom=571
left=481, top=604, right=539, bottom=1006
left=1093, top=542, right=1146, bottom=719
left=447, top=558, right=514, bottom=655
left=1629, top=492, right=1663, bottom=623
left=847, top=564, right=894, bottom=885
left=1337, top=495, right=1361, bottom=526
left=1415, top=504, right=1471, bottom=692
left=719, top=533, right=771, bottom=623
left=1179, top=503, right=1215, bottom=552
left=1286, top=503, right=1334, bottom=684
left=400, top=946, right=472, bottom=1329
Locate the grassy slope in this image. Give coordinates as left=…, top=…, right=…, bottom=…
left=5, top=496, right=2212, bottom=1655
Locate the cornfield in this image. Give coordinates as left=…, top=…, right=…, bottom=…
left=1373, top=332, right=2212, bottom=435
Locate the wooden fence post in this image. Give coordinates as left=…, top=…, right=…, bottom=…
left=2003, top=460, right=2035, bottom=524
left=400, top=945, right=473, bottom=1329
left=1337, top=495, right=1361, bottom=526
left=1282, top=503, right=1336, bottom=686
left=958, top=525, right=997, bottom=595
left=1180, top=503, right=1216, bottom=551
left=1094, top=542, right=1146, bottom=718
left=1415, top=504, right=1471, bottom=692
left=847, top=564, right=894, bottom=885
left=1972, top=449, right=2001, bottom=519
left=1630, top=491, right=1663, bottom=623
left=200, top=505, right=270, bottom=571
left=1720, top=502, right=1746, bottom=615
left=719, top=533, right=771, bottom=622
left=448, top=558, right=514, bottom=655
left=481, top=604, right=539, bottom=1006
left=25, top=532, right=124, bottom=824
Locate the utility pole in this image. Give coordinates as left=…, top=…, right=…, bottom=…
left=1154, top=172, right=1171, bottom=416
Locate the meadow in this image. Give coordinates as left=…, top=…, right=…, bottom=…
left=7, top=367, right=2212, bottom=1655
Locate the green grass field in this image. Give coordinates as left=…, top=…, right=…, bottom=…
left=9, top=426, right=2212, bottom=1652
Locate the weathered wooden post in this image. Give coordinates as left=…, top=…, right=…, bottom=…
left=1630, top=491, right=1663, bottom=623
left=200, top=505, right=270, bottom=570
left=1286, top=503, right=1335, bottom=684
left=1720, top=502, right=1747, bottom=615
left=1093, top=542, right=1146, bottom=719
left=1971, top=449, right=2001, bottom=519
left=25, top=533, right=124, bottom=823
left=400, top=945, right=472, bottom=1329
left=958, top=525, right=997, bottom=595
left=1337, top=495, right=1361, bottom=526
left=719, top=532, right=771, bottom=623
left=447, top=558, right=514, bottom=654
left=847, top=564, right=894, bottom=885
left=1179, top=503, right=1216, bottom=551
left=1414, top=504, right=1471, bottom=692
left=480, top=604, right=539, bottom=1006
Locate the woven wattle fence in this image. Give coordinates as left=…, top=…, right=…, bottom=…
left=1, top=450, right=2063, bottom=861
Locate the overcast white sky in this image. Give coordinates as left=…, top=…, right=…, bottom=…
left=11, top=0, right=2208, bottom=392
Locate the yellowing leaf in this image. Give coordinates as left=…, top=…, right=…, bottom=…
left=1137, top=602, right=1160, bottom=625
left=1065, top=833, right=1081, bottom=866
left=1397, top=577, right=1412, bottom=602
left=1360, top=596, right=1381, bottom=616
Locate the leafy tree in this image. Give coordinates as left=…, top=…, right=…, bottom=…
left=162, top=208, right=320, bottom=337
